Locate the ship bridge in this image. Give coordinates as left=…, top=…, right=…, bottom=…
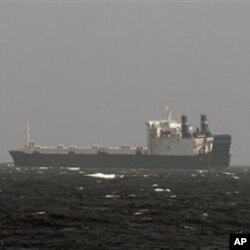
left=146, top=107, right=213, bottom=156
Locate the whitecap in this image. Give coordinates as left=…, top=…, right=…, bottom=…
left=134, top=211, right=143, bottom=216
left=68, top=167, right=80, bottom=171
left=223, top=172, right=235, bottom=176
left=154, top=188, right=164, bottom=192
left=152, top=184, right=158, bottom=187
left=38, top=167, right=48, bottom=170
left=36, top=211, right=46, bottom=215
left=76, top=187, right=84, bottom=190
left=105, top=194, right=119, bottom=198
left=128, top=194, right=136, bottom=198
left=165, top=188, right=171, bottom=193
left=201, top=213, right=208, bottom=217
left=191, top=173, right=197, bottom=177
left=170, top=195, right=177, bottom=198
left=134, top=209, right=148, bottom=216
left=86, top=173, right=116, bottom=179
left=232, top=176, right=240, bottom=180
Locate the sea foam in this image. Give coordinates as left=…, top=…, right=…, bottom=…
left=86, top=173, right=116, bottom=179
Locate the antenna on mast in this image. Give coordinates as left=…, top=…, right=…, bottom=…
left=25, top=121, right=30, bottom=147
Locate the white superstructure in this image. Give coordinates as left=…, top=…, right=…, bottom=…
left=146, top=107, right=213, bottom=156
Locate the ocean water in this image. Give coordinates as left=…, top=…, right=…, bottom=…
left=0, top=165, right=249, bottom=249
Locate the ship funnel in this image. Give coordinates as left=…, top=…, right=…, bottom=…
left=200, top=115, right=211, bottom=136
left=181, top=115, right=190, bottom=138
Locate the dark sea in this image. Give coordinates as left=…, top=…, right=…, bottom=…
left=0, top=165, right=249, bottom=250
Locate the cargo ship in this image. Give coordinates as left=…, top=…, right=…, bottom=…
left=9, top=107, right=231, bottom=168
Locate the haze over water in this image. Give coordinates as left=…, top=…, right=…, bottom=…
left=1, top=2, right=250, bottom=165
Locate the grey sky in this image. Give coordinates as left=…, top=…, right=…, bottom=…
left=0, top=2, right=249, bottom=164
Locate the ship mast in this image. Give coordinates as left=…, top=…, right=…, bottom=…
left=165, top=106, right=171, bottom=123
left=25, top=121, right=30, bottom=147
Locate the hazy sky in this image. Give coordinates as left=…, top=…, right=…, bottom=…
left=0, top=2, right=249, bottom=164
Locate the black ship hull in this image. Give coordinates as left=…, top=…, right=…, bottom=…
left=9, top=135, right=231, bottom=169
left=9, top=152, right=229, bottom=169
